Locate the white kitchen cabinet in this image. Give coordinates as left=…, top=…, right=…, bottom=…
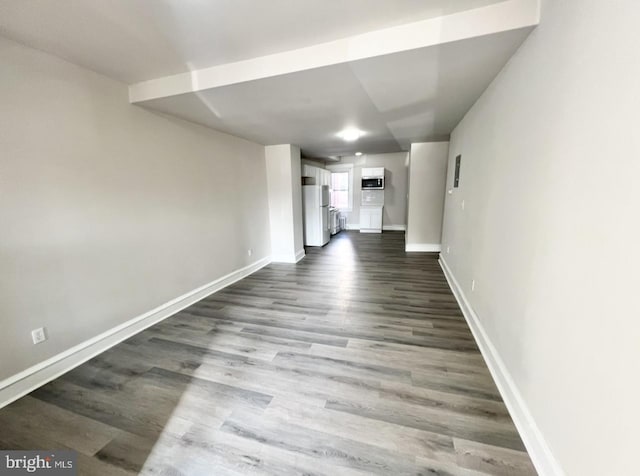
left=303, top=165, right=319, bottom=183
left=321, top=169, right=331, bottom=186
left=302, top=165, right=314, bottom=178
left=360, top=206, right=383, bottom=233
left=302, top=165, right=330, bottom=186
left=361, top=167, right=385, bottom=178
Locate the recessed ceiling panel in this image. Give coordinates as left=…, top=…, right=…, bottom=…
left=349, top=28, right=533, bottom=149
left=139, top=28, right=533, bottom=158
left=142, top=63, right=403, bottom=158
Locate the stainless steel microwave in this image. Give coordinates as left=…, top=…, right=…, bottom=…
left=361, top=177, right=384, bottom=189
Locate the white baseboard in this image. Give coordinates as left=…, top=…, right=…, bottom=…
left=0, top=256, right=272, bottom=410
left=345, top=224, right=406, bottom=232
left=271, top=249, right=305, bottom=263
left=360, top=229, right=382, bottom=234
left=383, top=225, right=406, bottom=231
left=405, top=243, right=441, bottom=252
left=438, top=256, right=564, bottom=476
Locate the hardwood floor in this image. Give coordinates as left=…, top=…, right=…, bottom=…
left=0, top=231, right=536, bottom=475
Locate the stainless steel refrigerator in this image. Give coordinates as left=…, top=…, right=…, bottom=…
left=302, top=185, right=330, bottom=246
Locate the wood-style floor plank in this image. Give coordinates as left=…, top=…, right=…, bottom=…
left=0, top=231, right=536, bottom=475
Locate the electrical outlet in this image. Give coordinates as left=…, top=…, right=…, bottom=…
left=247, top=248, right=253, bottom=257
left=461, top=200, right=465, bottom=211
left=31, top=327, right=47, bottom=345
left=471, top=279, right=476, bottom=292
left=446, top=246, right=450, bottom=254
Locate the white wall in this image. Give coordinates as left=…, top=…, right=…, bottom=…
left=265, top=144, right=304, bottom=262
left=0, top=38, right=271, bottom=389
left=331, top=152, right=408, bottom=229
left=440, top=1, right=640, bottom=474
left=406, top=142, right=449, bottom=251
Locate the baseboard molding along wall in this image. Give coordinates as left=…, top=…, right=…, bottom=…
left=405, top=243, right=441, bottom=252
left=271, top=249, right=305, bottom=263
left=0, top=256, right=272, bottom=410
left=345, top=224, right=406, bottom=231
left=438, top=256, right=565, bottom=476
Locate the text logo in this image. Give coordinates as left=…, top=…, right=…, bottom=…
left=0, top=451, right=76, bottom=475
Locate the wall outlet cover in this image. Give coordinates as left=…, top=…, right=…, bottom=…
left=31, top=327, right=47, bottom=345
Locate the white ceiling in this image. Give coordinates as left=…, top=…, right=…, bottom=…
left=143, top=28, right=532, bottom=158
left=0, top=0, right=538, bottom=158
left=0, top=0, right=507, bottom=83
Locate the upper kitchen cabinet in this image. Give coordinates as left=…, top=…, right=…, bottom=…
left=321, top=169, right=331, bottom=187
left=302, top=164, right=330, bottom=186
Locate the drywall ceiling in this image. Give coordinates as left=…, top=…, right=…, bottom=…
left=0, top=0, right=539, bottom=158
left=0, top=0, right=507, bottom=83
left=143, top=28, right=531, bottom=157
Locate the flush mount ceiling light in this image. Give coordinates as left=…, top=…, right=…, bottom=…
left=355, top=152, right=363, bottom=156
left=337, top=128, right=364, bottom=142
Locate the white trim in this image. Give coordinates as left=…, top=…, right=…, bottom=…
left=0, top=256, right=271, bottom=410
left=326, top=165, right=354, bottom=212
left=405, top=243, right=442, bottom=252
left=438, top=256, right=564, bottom=476
left=346, top=224, right=406, bottom=232
left=271, top=249, right=305, bottom=263
left=359, top=229, right=382, bottom=234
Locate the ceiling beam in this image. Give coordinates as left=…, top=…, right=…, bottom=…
left=129, top=0, right=539, bottom=104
